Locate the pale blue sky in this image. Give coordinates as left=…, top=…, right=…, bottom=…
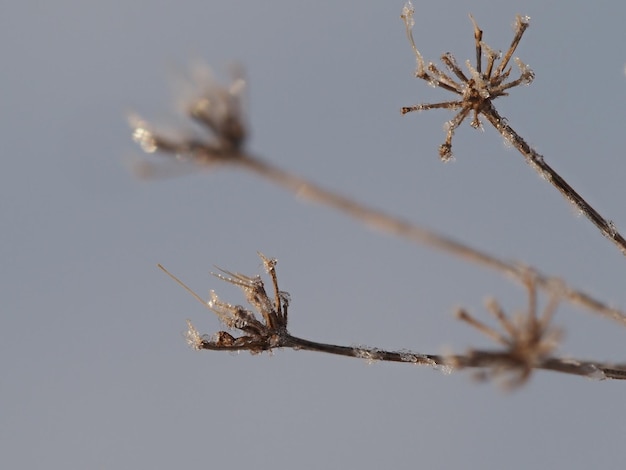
left=3, top=1, right=626, bottom=468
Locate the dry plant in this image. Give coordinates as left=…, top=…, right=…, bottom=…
left=400, top=2, right=626, bottom=257
left=129, top=3, right=626, bottom=388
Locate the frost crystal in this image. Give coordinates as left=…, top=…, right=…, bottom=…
left=435, top=363, right=454, bottom=375
left=129, top=115, right=159, bottom=153
left=562, top=359, right=607, bottom=381
left=585, top=366, right=607, bottom=381
left=514, top=58, right=535, bottom=85
left=402, top=1, right=415, bottom=28
left=353, top=346, right=381, bottom=364
left=184, top=319, right=203, bottom=350
left=501, top=130, right=514, bottom=149
left=399, top=351, right=419, bottom=363
left=399, top=350, right=437, bottom=367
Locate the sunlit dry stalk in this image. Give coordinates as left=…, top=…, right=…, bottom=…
left=400, top=1, right=626, bottom=257
left=159, top=254, right=626, bottom=387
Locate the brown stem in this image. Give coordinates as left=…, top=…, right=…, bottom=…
left=482, top=103, right=626, bottom=258
left=229, top=152, right=626, bottom=326
left=199, top=333, right=626, bottom=381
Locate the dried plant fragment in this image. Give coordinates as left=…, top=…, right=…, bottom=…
left=401, top=3, right=533, bottom=161
left=454, top=273, right=563, bottom=389
left=129, top=66, right=248, bottom=175
left=158, top=253, right=289, bottom=354
left=400, top=4, right=626, bottom=257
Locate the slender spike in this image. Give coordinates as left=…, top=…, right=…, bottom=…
left=469, top=14, right=483, bottom=75
left=401, top=101, right=464, bottom=114
left=494, top=15, right=530, bottom=78
left=427, top=62, right=464, bottom=94
left=456, top=309, right=509, bottom=346
left=401, top=2, right=427, bottom=78
left=441, top=54, right=469, bottom=84
left=158, top=264, right=209, bottom=308
left=485, top=298, right=517, bottom=339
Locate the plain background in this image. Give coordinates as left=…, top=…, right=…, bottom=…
left=3, top=1, right=626, bottom=468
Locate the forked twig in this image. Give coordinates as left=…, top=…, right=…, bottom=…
left=400, top=1, right=626, bottom=256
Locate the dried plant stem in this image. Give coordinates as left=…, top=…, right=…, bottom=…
left=482, top=103, right=626, bottom=257
left=196, top=333, right=626, bottom=381
left=237, top=153, right=511, bottom=270
left=230, top=152, right=626, bottom=326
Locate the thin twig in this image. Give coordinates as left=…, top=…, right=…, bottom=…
left=193, top=333, right=626, bottom=381
left=482, top=103, right=626, bottom=257
left=232, top=153, right=626, bottom=326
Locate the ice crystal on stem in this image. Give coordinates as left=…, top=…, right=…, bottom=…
left=184, top=319, right=205, bottom=350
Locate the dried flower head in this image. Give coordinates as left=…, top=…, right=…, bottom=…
left=401, top=2, right=534, bottom=161
left=158, top=253, right=290, bottom=354
left=129, top=66, right=248, bottom=171
left=454, top=273, right=563, bottom=388
left=184, top=65, right=247, bottom=152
